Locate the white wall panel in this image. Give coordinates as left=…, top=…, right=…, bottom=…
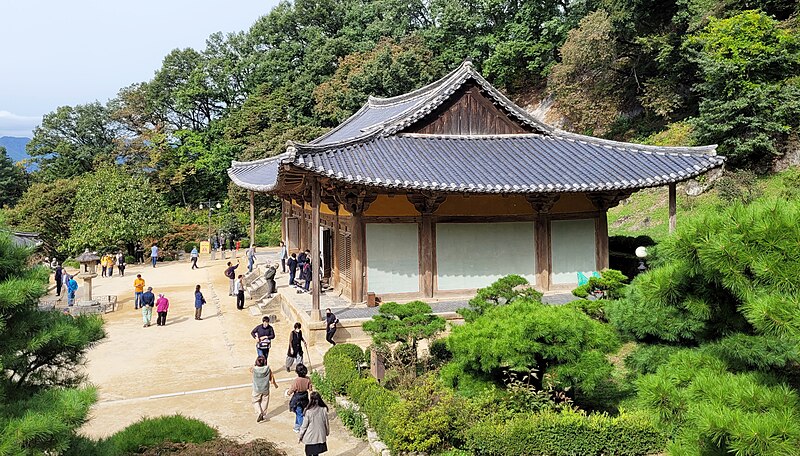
left=436, top=222, right=536, bottom=290
left=551, top=219, right=596, bottom=284
left=366, top=223, right=419, bottom=294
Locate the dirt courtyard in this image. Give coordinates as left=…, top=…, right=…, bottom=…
left=65, top=252, right=371, bottom=456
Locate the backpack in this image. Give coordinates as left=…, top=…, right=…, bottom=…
left=225, top=268, right=234, bottom=279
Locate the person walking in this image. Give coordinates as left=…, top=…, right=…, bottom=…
left=279, top=241, right=288, bottom=273
left=298, top=391, right=329, bottom=456
left=116, top=252, right=126, bottom=277
left=246, top=244, right=256, bottom=273
left=194, top=285, right=206, bottom=320
left=225, top=260, right=239, bottom=296
left=250, top=356, right=278, bottom=423
left=135, top=243, right=145, bottom=264
left=288, top=363, right=312, bottom=432
left=150, top=244, right=159, bottom=268
left=324, top=308, right=339, bottom=346
left=286, top=322, right=308, bottom=372
left=67, top=275, right=78, bottom=306
left=133, top=274, right=145, bottom=309
left=141, top=286, right=156, bottom=327
left=251, top=316, right=275, bottom=359
left=100, top=254, right=108, bottom=278
left=54, top=263, right=63, bottom=297
left=190, top=246, right=199, bottom=269
left=235, top=274, right=245, bottom=310
left=288, top=253, right=298, bottom=288
left=155, top=293, right=169, bottom=326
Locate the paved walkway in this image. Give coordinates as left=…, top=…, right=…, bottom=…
left=68, top=256, right=371, bottom=456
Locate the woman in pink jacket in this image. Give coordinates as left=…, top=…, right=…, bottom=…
left=155, top=294, right=170, bottom=326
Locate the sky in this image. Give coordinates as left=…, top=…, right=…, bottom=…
left=0, top=1, right=280, bottom=138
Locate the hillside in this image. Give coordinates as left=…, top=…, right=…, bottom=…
left=609, top=169, right=798, bottom=242
left=0, top=136, right=30, bottom=163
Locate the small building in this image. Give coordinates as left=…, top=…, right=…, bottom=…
left=228, top=61, right=724, bottom=314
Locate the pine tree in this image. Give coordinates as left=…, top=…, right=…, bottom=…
left=0, top=228, right=105, bottom=454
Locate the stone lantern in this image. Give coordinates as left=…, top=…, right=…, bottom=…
left=74, top=249, right=100, bottom=302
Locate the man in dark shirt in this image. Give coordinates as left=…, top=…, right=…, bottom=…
left=287, top=253, right=298, bottom=288
left=251, top=316, right=276, bottom=359
left=225, top=260, right=239, bottom=296
left=54, top=264, right=63, bottom=297
left=141, top=287, right=156, bottom=327
left=325, top=308, right=339, bottom=346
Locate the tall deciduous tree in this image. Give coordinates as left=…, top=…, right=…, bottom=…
left=0, top=147, right=27, bottom=208
left=6, top=178, right=81, bottom=259
left=26, top=103, right=118, bottom=182
left=67, top=167, right=167, bottom=252
left=687, top=11, right=800, bottom=166
left=0, top=228, right=105, bottom=454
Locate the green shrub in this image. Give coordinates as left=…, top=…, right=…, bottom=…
left=346, top=378, right=401, bottom=447
left=464, top=410, right=664, bottom=456
left=324, top=352, right=359, bottom=394
left=63, top=259, right=80, bottom=269
left=184, top=242, right=199, bottom=253
left=310, top=371, right=335, bottom=404
left=571, top=269, right=628, bottom=301
left=324, top=343, right=365, bottom=365
left=124, top=255, right=136, bottom=264
left=567, top=299, right=607, bottom=322
left=428, top=338, right=452, bottom=365
left=104, top=415, right=217, bottom=454
left=337, top=405, right=367, bottom=439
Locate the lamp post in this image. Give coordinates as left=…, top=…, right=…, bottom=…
left=199, top=200, right=222, bottom=244
left=635, top=246, right=648, bottom=273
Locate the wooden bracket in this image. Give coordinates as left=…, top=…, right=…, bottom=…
left=407, top=192, right=447, bottom=214
left=526, top=193, right=561, bottom=214
left=334, top=186, right=378, bottom=215
left=587, top=191, right=633, bottom=211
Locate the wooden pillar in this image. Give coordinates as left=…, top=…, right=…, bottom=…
left=249, top=191, right=255, bottom=247
left=332, top=208, right=339, bottom=289
left=298, top=202, right=307, bottom=250
left=668, top=183, right=677, bottom=233
left=595, top=211, right=609, bottom=270
left=527, top=194, right=560, bottom=292
left=534, top=217, right=551, bottom=291
left=311, top=178, right=321, bottom=320
left=351, top=214, right=365, bottom=303
left=419, top=214, right=434, bottom=298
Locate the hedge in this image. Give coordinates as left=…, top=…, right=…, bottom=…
left=324, top=343, right=365, bottom=365
left=464, top=410, right=664, bottom=456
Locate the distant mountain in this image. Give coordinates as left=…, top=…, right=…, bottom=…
left=0, top=136, right=31, bottom=163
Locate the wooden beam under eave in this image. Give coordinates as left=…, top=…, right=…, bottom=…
left=668, top=183, right=677, bottom=233
left=311, top=177, right=321, bottom=321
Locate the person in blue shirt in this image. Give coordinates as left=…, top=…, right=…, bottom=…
left=66, top=275, right=78, bottom=306
left=190, top=246, right=199, bottom=270
left=194, top=284, right=206, bottom=320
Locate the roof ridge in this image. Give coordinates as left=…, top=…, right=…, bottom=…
left=368, top=61, right=473, bottom=107
left=230, top=151, right=292, bottom=169
left=551, top=130, right=719, bottom=156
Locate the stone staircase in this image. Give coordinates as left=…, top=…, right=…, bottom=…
left=244, top=263, right=278, bottom=319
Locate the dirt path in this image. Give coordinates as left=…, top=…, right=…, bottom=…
left=76, top=255, right=371, bottom=456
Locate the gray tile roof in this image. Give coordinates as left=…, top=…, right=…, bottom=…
left=293, top=134, right=723, bottom=193
left=310, top=60, right=552, bottom=146
left=228, top=60, right=725, bottom=194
